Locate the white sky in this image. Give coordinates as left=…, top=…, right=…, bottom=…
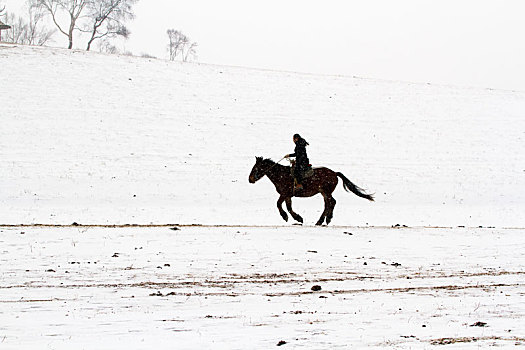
left=3, top=0, right=525, bottom=91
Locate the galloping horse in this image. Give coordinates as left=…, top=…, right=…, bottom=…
left=249, top=157, right=374, bottom=225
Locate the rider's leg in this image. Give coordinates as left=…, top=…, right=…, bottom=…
left=294, top=167, right=304, bottom=189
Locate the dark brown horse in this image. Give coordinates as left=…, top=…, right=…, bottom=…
left=249, top=157, right=374, bottom=225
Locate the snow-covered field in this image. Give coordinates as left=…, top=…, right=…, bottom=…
left=1, top=225, right=524, bottom=349
left=1, top=44, right=524, bottom=348
left=1, top=44, right=524, bottom=227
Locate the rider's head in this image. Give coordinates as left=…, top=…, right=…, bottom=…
left=293, top=133, right=301, bottom=143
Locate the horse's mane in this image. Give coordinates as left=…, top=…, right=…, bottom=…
left=259, top=157, right=290, bottom=169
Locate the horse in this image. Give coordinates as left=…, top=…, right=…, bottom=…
left=249, top=157, right=374, bottom=225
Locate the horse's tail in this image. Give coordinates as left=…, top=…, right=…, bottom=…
left=336, top=172, right=374, bottom=201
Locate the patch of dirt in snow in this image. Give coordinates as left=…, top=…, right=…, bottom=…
left=429, top=336, right=525, bottom=346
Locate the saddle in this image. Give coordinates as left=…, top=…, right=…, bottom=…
left=302, top=166, right=314, bottom=179
left=290, top=162, right=314, bottom=179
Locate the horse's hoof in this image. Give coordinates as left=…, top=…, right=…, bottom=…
left=281, top=214, right=288, bottom=222
left=315, top=221, right=323, bottom=226
left=293, top=215, right=303, bottom=223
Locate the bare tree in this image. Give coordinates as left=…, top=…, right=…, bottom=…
left=5, top=13, right=24, bottom=43
left=1, top=3, right=9, bottom=43
left=83, top=0, right=137, bottom=51
left=182, top=41, right=197, bottom=62
left=97, top=37, right=119, bottom=53
left=167, top=29, right=197, bottom=62
left=3, top=9, right=55, bottom=45
left=29, top=0, right=89, bottom=49
left=27, top=7, right=56, bottom=45
left=167, top=29, right=183, bottom=61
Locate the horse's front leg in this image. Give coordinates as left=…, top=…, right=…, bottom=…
left=277, top=195, right=288, bottom=222
left=285, top=197, right=303, bottom=223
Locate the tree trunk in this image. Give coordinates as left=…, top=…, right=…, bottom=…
left=86, top=27, right=95, bottom=51
left=68, top=14, right=75, bottom=49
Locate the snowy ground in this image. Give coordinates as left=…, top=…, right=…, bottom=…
left=1, top=225, right=524, bottom=349
left=1, top=44, right=524, bottom=227
left=1, top=44, right=525, bottom=348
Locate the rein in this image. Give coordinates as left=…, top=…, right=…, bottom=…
left=264, top=156, right=286, bottom=174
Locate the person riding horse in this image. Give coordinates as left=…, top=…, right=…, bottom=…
left=285, top=134, right=310, bottom=190
left=249, top=141, right=374, bottom=225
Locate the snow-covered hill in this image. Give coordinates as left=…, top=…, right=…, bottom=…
left=1, top=44, right=524, bottom=226
left=2, top=44, right=525, bottom=349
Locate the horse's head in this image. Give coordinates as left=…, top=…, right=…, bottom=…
left=249, top=157, right=267, bottom=183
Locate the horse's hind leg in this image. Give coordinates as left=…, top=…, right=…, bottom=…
left=277, top=195, right=288, bottom=222
left=326, top=196, right=336, bottom=225
left=316, top=193, right=330, bottom=226
left=285, top=197, right=303, bottom=223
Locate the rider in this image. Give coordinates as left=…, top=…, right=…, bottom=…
left=285, top=133, right=310, bottom=190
